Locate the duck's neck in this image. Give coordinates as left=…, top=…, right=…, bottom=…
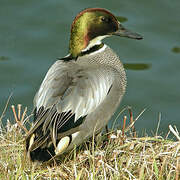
left=79, top=43, right=104, bottom=57
left=69, top=29, right=89, bottom=58
left=69, top=31, right=107, bottom=58
left=62, top=43, right=105, bottom=62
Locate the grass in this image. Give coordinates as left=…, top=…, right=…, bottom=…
left=0, top=104, right=179, bottom=179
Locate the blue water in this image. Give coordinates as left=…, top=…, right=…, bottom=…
left=0, top=0, right=180, bottom=136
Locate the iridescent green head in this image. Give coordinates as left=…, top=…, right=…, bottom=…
left=69, top=8, right=143, bottom=58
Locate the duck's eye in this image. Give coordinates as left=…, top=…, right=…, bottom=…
left=101, top=16, right=110, bottom=23
left=101, top=17, right=106, bottom=22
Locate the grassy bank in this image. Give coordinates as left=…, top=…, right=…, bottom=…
left=0, top=104, right=179, bottom=179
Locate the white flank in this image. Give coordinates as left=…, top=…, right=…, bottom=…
left=55, top=136, right=70, bottom=155
left=29, top=134, right=35, bottom=149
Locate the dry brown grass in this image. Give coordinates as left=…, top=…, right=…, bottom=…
left=0, top=104, right=179, bottom=179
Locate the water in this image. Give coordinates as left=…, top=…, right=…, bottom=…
left=0, top=0, right=180, bottom=136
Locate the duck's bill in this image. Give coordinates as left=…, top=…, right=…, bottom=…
left=112, top=24, right=143, bottom=40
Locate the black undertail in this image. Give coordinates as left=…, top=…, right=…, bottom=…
left=26, top=106, right=86, bottom=162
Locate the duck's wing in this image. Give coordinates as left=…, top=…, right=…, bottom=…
left=26, top=60, right=114, bottom=153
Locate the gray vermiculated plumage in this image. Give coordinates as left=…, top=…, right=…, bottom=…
left=26, top=45, right=126, bottom=161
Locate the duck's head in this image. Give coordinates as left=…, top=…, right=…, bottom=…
left=69, top=8, right=143, bottom=58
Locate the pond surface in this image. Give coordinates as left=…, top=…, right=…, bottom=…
left=0, top=0, right=180, bottom=136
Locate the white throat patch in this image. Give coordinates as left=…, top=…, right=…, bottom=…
left=81, top=35, right=110, bottom=52
left=88, top=44, right=107, bottom=56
